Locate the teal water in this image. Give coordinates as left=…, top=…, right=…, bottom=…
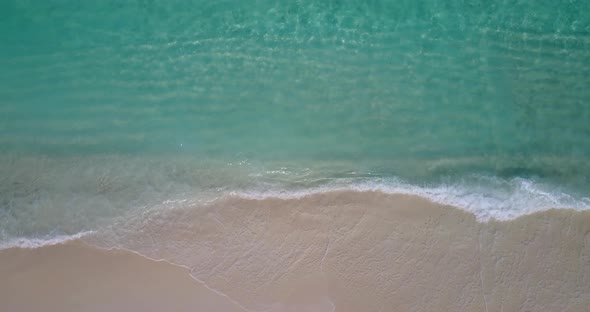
left=1, top=1, right=590, bottom=245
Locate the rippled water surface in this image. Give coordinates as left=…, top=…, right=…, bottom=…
left=1, top=0, right=590, bottom=243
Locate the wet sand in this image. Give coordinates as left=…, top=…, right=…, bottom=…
left=1, top=192, right=589, bottom=312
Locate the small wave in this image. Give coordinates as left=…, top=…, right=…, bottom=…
left=0, top=231, right=95, bottom=250
left=231, top=176, right=590, bottom=221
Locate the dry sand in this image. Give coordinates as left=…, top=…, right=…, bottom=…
left=1, top=192, right=589, bottom=312
left=0, top=242, right=246, bottom=312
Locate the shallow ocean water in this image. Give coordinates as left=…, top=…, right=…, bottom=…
left=1, top=0, right=590, bottom=245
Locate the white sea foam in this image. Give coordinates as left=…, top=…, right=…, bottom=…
left=0, top=231, right=95, bottom=250
left=231, top=176, right=590, bottom=221
left=2, top=176, right=589, bottom=250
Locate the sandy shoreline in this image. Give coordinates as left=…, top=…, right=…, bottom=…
left=0, top=242, right=248, bottom=312
left=1, top=192, right=589, bottom=312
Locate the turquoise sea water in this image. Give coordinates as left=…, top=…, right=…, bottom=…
left=1, top=1, right=590, bottom=245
